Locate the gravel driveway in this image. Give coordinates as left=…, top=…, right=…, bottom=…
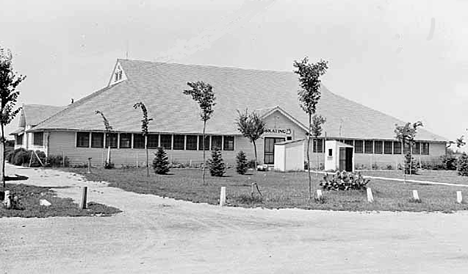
left=1, top=164, right=468, bottom=273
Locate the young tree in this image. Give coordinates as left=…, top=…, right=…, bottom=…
left=293, top=57, right=328, bottom=199
left=153, top=147, right=170, bottom=175
left=311, top=114, right=326, bottom=175
left=236, top=151, right=248, bottom=175
left=95, top=110, right=114, bottom=168
left=394, top=121, right=423, bottom=177
left=0, top=47, right=25, bottom=189
left=208, top=148, right=226, bottom=177
left=235, top=109, right=265, bottom=168
left=133, top=102, right=153, bottom=177
left=183, top=81, right=216, bottom=185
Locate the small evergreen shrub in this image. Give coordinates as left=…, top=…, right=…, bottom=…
left=208, top=148, right=226, bottom=177
left=12, top=148, right=30, bottom=166
left=47, top=154, right=70, bottom=167
left=404, top=152, right=418, bottom=174
left=319, top=171, right=370, bottom=191
left=458, top=153, right=468, bottom=176
left=441, top=154, right=458, bottom=170
left=236, top=151, right=248, bottom=175
left=153, top=147, right=170, bottom=175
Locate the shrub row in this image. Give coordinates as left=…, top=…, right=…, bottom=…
left=6, top=148, right=69, bottom=167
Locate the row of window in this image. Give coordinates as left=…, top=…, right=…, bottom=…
left=76, top=132, right=235, bottom=151
left=312, top=139, right=430, bottom=155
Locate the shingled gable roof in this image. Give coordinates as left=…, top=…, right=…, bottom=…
left=31, top=59, right=447, bottom=142
left=15, top=104, right=64, bottom=130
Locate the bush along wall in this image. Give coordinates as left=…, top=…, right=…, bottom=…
left=458, top=153, right=468, bottom=176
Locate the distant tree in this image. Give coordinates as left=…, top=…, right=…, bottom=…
left=236, top=150, right=248, bottom=175
left=0, top=47, right=25, bottom=189
left=153, top=147, right=170, bottom=175
left=293, top=57, right=328, bottom=199
left=235, top=109, right=265, bottom=168
left=208, top=148, right=226, bottom=177
left=310, top=114, right=326, bottom=175
left=133, top=102, right=153, bottom=177
left=95, top=110, right=114, bottom=168
left=395, top=121, right=423, bottom=177
left=183, top=81, right=216, bottom=185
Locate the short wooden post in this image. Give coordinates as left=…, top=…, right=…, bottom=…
left=457, top=191, right=463, bottom=204
left=367, top=188, right=374, bottom=203
left=62, top=151, right=65, bottom=167
left=87, top=157, right=92, bottom=173
left=4, top=190, right=11, bottom=209
left=80, top=187, right=88, bottom=209
left=316, top=189, right=323, bottom=200
left=220, top=187, right=226, bottom=206
left=413, top=190, right=420, bottom=201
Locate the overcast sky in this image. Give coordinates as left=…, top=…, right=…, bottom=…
left=1, top=0, right=467, bottom=149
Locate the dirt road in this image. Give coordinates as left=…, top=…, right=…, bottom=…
left=1, top=165, right=468, bottom=273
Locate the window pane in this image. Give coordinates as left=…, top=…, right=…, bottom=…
left=354, top=140, right=363, bottom=153
left=223, top=136, right=234, bottom=151
left=421, top=143, right=430, bottom=155
left=313, top=139, right=323, bottom=153
left=211, top=136, right=222, bottom=150
left=364, top=140, right=373, bottom=154
left=393, top=141, right=402, bottom=154
left=119, top=133, right=132, bottom=148
left=384, top=141, right=392, bottom=154
left=91, top=132, right=104, bottom=148
left=374, top=141, right=383, bottom=154
left=413, top=142, right=420, bottom=155
left=17, top=135, right=23, bottom=146
left=186, top=135, right=198, bottom=150
left=147, top=134, right=159, bottom=149
left=133, top=134, right=145, bottom=149
left=173, top=135, right=185, bottom=150
left=106, top=133, right=118, bottom=148
left=77, top=132, right=89, bottom=148
left=199, top=136, right=209, bottom=151
left=33, top=132, right=43, bottom=146
left=160, top=134, right=172, bottom=150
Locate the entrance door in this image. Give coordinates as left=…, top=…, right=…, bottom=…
left=339, top=147, right=353, bottom=172
left=264, top=137, right=285, bottom=164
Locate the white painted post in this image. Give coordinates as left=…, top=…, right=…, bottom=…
left=457, top=191, right=463, bottom=204
left=413, top=190, right=420, bottom=201
left=220, top=187, right=226, bottom=206
left=87, top=158, right=92, bottom=174
left=80, top=187, right=88, bottom=209
left=316, top=189, right=323, bottom=200
left=4, top=190, right=11, bottom=209
left=367, top=188, right=374, bottom=203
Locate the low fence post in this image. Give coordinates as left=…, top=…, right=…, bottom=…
left=220, top=187, right=226, bottom=206
left=87, top=158, right=92, bottom=174
left=457, top=191, right=463, bottom=204
left=367, top=188, right=374, bottom=203
left=412, top=190, right=420, bottom=201
left=80, top=187, right=88, bottom=209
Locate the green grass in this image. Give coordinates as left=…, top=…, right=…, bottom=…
left=0, top=184, right=121, bottom=218
left=64, top=167, right=468, bottom=213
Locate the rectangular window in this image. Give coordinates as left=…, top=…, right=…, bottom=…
left=354, top=140, right=363, bottom=153
left=133, top=134, right=145, bottom=149
left=328, top=149, right=333, bottom=157
left=16, top=134, right=23, bottom=146
left=160, top=134, right=172, bottom=150
left=211, top=136, right=222, bottom=150
left=393, top=141, right=402, bottom=154
left=313, top=139, right=323, bottom=153
left=91, top=132, right=104, bottom=148
left=223, top=136, right=234, bottom=151
left=374, top=141, right=383, bottom=154
left=421, top=143, right=430, bottom=155
left=413, top=142, right=421, bottom=155
left=106, top=133, right=118, bottom=148
left=344, top=140, right=354, bottom=146
left=119, top=133, right=132, bottom=148
left=76, top=132, right=90, bottom=148
left=199, top=135, right=210, bottom=151
left=173, top=135, right=185, bottom=150
left=147, top=134, right=159, bottom=149
left=186, top=135, right=198, bottom=150
left=33, top=132, right=44, bottom=146
left=384, top=141, right=393, bottom=154
left=364, top=140, right=373, bottom=154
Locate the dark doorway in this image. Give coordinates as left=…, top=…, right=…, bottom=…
left=339, top=147, right=353, bottom=172
left=264, top=137, right=285, bottom=164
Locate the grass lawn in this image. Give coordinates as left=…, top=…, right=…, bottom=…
left=361, top=169, right=468, bottom=185
left=0, top=183, right=121, bottom=218
left=66, top=166, right=468, bottom=213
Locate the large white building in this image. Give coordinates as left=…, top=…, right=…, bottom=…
left=14, top=59, right=447, bottom=168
